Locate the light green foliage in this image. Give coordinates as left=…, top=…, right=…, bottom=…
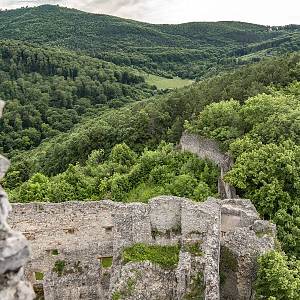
left=169, top=174, right=198, bottom=198
left=256, top=251, right=300, bottom=300
left=122, top=243, right=180, bottom=269
left=145, top=74, right=194, bottom=89
left=187, top=87, right=300, bottom=257
left=34, top=272, right=44, bottom=281
left=112, top=291, right=121, bottom=300
left=10, top=142, right=218, bottom=203
left=186, top=99, right=243, bottom=149
left=101, top=257, right=113, bottom=269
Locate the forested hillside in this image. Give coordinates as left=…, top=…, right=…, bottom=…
left=0, top=5, right=299, bottom=78
left=4, top=52, right=299, bottom=187
left=0, top=40, right=154, bottom=156
left=0, top=5, right=299, bottom=297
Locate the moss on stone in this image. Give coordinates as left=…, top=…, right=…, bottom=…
left=122, top=243, right=180, bottom=269
left=51, top=249, right=59, bottom=256
left=184, top=241, right=203, bottom=256
left=255, top=230, right=273, bottom=238
left=101, top=257, right=113, bottom=268
left=112, top=291, right=121, bottom=300
left=184, top=272, right=205, bottom=300
left=53, top=260, right=66, bottom=277
left=35, top=272, right=44, bottom=281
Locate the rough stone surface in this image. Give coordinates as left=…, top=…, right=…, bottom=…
left=8, top=196, right=276, bottom=300
left=0, top=100, right=35, bottom=300
left=180, top=132, right=236, bottom=199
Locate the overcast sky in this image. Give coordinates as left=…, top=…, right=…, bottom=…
left=1, top=0, right=299, bottom=25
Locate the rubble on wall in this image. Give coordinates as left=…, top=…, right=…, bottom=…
left=0, top=100, right=35, bottom=300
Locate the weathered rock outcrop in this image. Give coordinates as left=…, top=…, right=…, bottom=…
left=0, top=100, right=35, bottom=300
left=9, top=196, right=275, bottom=300
left=180, top=132, right=236, bottom=199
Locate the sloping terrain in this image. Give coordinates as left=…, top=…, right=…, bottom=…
left=0, top=5, right=299, bottom=78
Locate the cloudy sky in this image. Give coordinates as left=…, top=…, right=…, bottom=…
left=1, top=0, right=299, bottom=25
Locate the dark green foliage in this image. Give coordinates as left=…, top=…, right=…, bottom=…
left=53, top=260, right=66, bottom=277
left=9, top=142, right=218, bottom=203
left=0, top=40, right=152, bottom=156
left=0, top=5, right=299, bottom=79
left=51, top=249, right=59, bottom=256
left=122, top=243, right=180, bottom=269
left=220, top=246, right=238, bottom=272
left=4, top=52, right=300, bottom=189
left=256, top=251, right=300, bottom=300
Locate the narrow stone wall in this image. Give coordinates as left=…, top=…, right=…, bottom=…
left=0, top=100, right=34, bottom=300
left=179, top=132, right=236, bottom=199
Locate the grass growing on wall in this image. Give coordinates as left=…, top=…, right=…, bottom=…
left=53, top=260, right=66, bottom=277
left=101, top=257, right=113, bottom=268
left=184, top=272, right=205, bottom=300
left=35, top=272, right=44, bottom=281
left=122, top=243, right=180, bottom=269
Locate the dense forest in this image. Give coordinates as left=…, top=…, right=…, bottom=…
left=0, top=5, right=299, bottom=299
left=0, top=5, right=299, bottom=79
left=0, top=40, right=154, bottom=156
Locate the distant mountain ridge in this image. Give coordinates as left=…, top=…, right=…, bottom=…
left=0, top=5, right=299, bottom=78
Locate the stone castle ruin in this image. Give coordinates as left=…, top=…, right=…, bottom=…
left=8, top=196, right=276, bottom=300
left=179, top=132, right=236, bottom=199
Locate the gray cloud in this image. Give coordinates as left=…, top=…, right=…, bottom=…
left=0, top=0, right=299, bottom=25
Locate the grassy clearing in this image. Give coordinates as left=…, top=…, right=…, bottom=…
left=145, top=74, right=194, bottom=89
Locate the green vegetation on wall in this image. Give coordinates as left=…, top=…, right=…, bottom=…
left=122, top=243, right=180, bottom=269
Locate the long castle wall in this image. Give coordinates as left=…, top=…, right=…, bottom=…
left=179, top=132, right=236, bottom=199
left=8, top=196, right=275, bottom=300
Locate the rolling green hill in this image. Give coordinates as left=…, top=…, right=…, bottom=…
left=0, top=5, right=299, bottom=79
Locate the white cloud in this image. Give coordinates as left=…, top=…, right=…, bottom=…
left=1, top=0, right=299, bottom=25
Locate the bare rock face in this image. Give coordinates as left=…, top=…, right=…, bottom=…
left=0, top=100, right=35, bottom=300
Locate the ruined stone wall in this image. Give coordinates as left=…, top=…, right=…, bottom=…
left=179, top=132, right=236, bottom=199
left=8, top=196, right=275, bottom=300
left=0, top=100, right=34, bottom=300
